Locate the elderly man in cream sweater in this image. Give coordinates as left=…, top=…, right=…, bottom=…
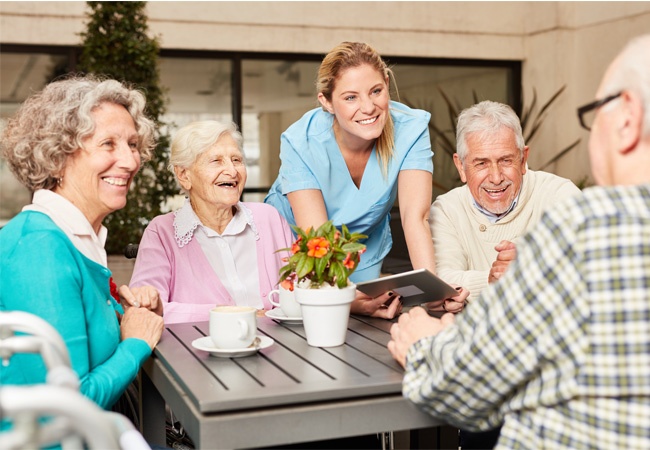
left=429, top=100, right=581, bottom=449
left=430, top=100, right=581, bottom=302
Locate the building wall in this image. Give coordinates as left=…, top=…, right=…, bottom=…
left=2, top=1, right=650, bottom=183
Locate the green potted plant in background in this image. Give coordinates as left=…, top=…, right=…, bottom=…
left=277, top=221, right=366, bottom=347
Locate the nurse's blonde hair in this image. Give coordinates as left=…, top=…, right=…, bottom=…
left=317, top=42, right=395, bottom=177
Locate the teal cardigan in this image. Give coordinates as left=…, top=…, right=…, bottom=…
left=0, top=211, right=151, bottom=409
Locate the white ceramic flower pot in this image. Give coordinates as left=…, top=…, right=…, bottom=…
left=294, top=283, right=356, bottom=347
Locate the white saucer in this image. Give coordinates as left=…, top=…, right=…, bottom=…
left=191, top=335, right=274, bottom=358
left=265, top=308, right=303, bottom=324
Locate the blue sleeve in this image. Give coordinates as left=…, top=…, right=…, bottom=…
left=399, top=116, right=434, bottom=173
left=0, top=226, right=150, bottom=409
left=277, top=130, right=322, bottom=194
left=79, top=338, right=151, bottom=409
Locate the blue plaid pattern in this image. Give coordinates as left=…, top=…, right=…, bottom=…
left=403, top=185, right=650, bottom=449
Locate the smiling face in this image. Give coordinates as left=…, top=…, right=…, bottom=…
left=318, top=63, right=389, bottom=150
left=177, top=133, right=247, bottom=216
left=57, top=102, right=140, bottom=231
left=454, top=126, right=529, bottom=215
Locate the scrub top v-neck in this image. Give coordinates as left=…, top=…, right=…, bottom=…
left=265, top=101, right=433, bottom=282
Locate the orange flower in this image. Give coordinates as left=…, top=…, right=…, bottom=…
left=307, top=237, right=330, bottom=258
left=342, top=253, right=355, bottom=270
left=280, top=278, right=294, bottom=291
left=291, top=242, right=301, bottom=254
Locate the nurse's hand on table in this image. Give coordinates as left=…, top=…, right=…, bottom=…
left=388, top=307, right=456, bottom=368
left=119, top=285, right=163, bottom=316
left=120, top=306, right=164, bottom=350
left=351, top=291, right=403, bottom=319
left=422, top=285, right=470, bottom=314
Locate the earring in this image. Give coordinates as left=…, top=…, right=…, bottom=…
left=57, top=177, right=63, bottom=187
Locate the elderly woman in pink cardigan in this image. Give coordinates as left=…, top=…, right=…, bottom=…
left=129, top=120, right=294, bottom=324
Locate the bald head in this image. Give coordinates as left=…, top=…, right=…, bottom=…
left=586, top=34, right=650, bottom=186
left=599, top=34, right=650, bottom=137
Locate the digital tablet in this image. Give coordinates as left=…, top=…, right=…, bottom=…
left=356, top=268, right=458, bottom=307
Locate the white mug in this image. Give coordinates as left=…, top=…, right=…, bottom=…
left=268, top=287, right=302, bottom=318
left=209, top=306, right=257, bottom=349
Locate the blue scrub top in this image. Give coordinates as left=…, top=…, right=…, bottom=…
left=264, top=101, right=433, bottom=282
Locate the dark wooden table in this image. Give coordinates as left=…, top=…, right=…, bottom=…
left=140, top=314, right=442, bottom=449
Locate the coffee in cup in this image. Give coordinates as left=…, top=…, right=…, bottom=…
left=209, top=306, right=257, bottom=349
left=268, top=287, right=302, bottom=318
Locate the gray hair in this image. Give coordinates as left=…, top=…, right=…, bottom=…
left=1, top=74, right=155, bottom=191
left=169, top=120, right=244, bottom=195
left=455, top=100, right=525, bottom=162
left=601, top=34, right=650, bottom=137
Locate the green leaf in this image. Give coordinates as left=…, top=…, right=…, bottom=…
left=314, top=253, right=329, bottom=278
left=295, top=254, right=314, bottom=279
left=538, top=138, right=581, bottom=171
left=315, top=220, right=332, bottom=236
left=349, top=232, right=367, bottom=241
left=290, top=224, right=308, bottom=240
left=341, top=243, right=366, bottom=253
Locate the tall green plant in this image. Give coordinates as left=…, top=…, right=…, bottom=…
left=78, top=1, right=175, bottom=254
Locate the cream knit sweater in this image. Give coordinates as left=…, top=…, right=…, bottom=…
left=430, top=170, right=581, bottom=301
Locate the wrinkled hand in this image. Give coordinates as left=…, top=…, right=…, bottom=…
left=488, top=240, right=517, bottom=284
left=388, top=307, right=456, bottom=368
left=422, top=285, right=470, bottom=314
left=120, top=306, right=164, bottom=350
left=351, top=290, right=403, bottom=319
left=119, top=285, right=163, bottom=316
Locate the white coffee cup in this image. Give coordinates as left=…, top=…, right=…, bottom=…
left=268, top=287, right=302, bottom=318
left=209, top=306, right=257, bottom=349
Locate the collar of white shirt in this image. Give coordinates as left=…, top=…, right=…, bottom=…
left=173, top=198, right=258, bottom=247
left=23, top=189, right=108, bottom=266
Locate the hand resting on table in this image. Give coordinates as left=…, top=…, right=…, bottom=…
left=388, top=307, right=456, bottom=368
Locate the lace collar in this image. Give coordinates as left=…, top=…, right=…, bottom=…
left=173, top=198, right=258, bottom=247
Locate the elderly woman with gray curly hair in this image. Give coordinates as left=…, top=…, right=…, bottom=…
left=0, top=75, right=163, bottom=410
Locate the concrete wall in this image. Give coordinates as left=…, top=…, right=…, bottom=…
left=2, top=1, right=650, bottom=184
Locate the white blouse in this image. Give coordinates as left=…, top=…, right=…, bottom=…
left=173, top=200, right=262, bottom=309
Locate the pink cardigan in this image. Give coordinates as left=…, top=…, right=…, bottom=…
left=129, top=202, right=294, bottom=324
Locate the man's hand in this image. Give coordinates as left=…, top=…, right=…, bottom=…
left=388, top=307, right=456, bottom=367
left=488, top=240, right=517, bottom=284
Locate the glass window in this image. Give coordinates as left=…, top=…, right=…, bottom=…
left=241, top=60, right=321, bottom=201
left=159, top=57, right=233, bottom=131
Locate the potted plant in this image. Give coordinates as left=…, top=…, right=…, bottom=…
left=277, top=221, right=366, bottom=347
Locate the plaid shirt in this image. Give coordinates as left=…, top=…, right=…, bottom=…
left=404, top=185, right=650, bottom=449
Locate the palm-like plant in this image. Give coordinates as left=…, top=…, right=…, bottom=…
left=404, top=85, right=582, bottom=192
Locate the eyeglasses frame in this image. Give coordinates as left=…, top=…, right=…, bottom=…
left=577, top=91, right=623, bottom=131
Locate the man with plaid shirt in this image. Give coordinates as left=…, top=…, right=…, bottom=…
left=388, top=34, right=650, bottom=449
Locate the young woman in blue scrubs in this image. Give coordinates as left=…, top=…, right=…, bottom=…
left=265, top=42, right=441, bottom=317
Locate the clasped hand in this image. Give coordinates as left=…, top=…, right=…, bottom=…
left=117, top=284, right=164, bottom=350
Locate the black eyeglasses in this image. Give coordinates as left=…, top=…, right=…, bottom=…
left=577, top=92, right=622, bottom=131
